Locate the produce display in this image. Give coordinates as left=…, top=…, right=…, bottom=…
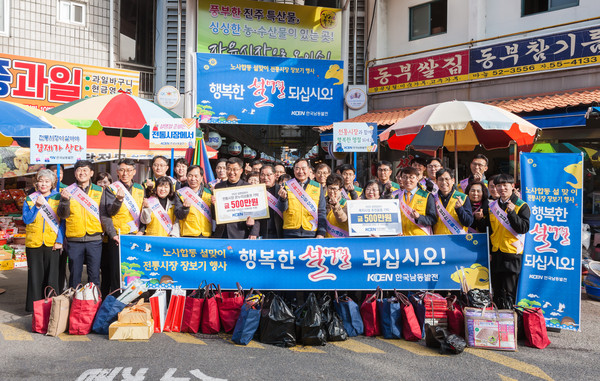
left=0, top=189, right=26, bottom=216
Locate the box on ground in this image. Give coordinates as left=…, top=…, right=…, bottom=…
left=108, top=320, right=154, bottom=340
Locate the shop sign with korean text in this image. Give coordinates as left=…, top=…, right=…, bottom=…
left=213, top=184, right=269, bottom=224
left=517, top=152, right=582, bottom=332
left=347, top=199, right=402, bottom=237
left=197, top=0, right=342, bottom=60
left=0, top=53, right=139, bottom=110
left=120, top=233, right=490, bottom=290
left=30, top=128, right=87, bottom=164
left=332, top=122, right=378, bottom=152
left=149, top=119, right=197, bottom=149
left=196, top=53, right=343, bottom=126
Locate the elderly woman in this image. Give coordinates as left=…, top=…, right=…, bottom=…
left=466, top=180, right=489, bottom=233
left=362, top=180, right=384, bottom=200
left=22, top=169, right=65, bottom=312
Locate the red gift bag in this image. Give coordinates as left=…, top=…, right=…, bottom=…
left=201, top=284, right=221, bottom=334
left=32, top=286, right=56, bottom=334
left=446, top=295, right=464, bottom=338
left=521, top=307, right=551, bottom=349
left=164, top=288, right=186, bottom=332
left=396, top=291, right=422, bottom=341
left=181, top=286, right=205, bottom=334
left=150, top=290, right=168, bottom=333
left=360, top=287, right=381, bottom=337
left=217, top=283, right=245, bottom=333
left=69, top=283, right=102, bottom=335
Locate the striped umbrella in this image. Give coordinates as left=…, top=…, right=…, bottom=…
left=0, top=100, right=54, bottom=146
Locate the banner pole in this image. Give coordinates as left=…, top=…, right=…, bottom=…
left=170, top=148, right=175, bottom=177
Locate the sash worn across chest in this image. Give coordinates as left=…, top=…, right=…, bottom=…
left=326, top=219, right=348, bottom=237
left=399, top=190, right=432, bottom=235
left=434, top=194, right=465, bottom=235
left=66, top=184, right=100, bottom=221
left=490, top=200, right=525, bottom=252
left=29, top=192, right=60, bottom=235
left=266, top=191, right=283, bottom=218
left=177, top=187, right=212, bottom=223
left=147, top=197, right=174, bottom=234
left=110, top=181, right=141, bottom=232
left=286, top=178, right=318, bottom=229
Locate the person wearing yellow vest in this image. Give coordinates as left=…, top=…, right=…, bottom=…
left=484, top=174, right=530, bottom=307
left=340, top=164, right=363, bottom=200
left=458, top=154, right=489, bottom=193
left=314, top=163, right=331, bottom=190
left=325, top=174, right=349, bottom=238
left=377, top=160, right=400, bottom=199
left=432, top=168, right=473, bottom=235
left=399, top=166, right=437, bottom=236
left=141, top=176, right=180, bottom=237
left=23, top=169, right=65, bottom=312
left=57, top=160, right=104, bottom=288
left=100, top=158, right=145, bottom=296
left=174, top=165, right=214, bottom=238
left=278, top=158, right=326, bottom=238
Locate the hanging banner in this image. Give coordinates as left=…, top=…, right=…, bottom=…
left=148, top=118, right=197, bottom=149
left=196, top=53, right=344, bottom=126
left=119, top=233, right=490, bottom=290
left=197, top=0, right=342, bottom=60
left=518, top=152, right=582, bottom=332
left=30, top=128, right=87, bottom=164
left=346, top=199, right=402, bottom=237
left=333, top=122, right=378, bottom=152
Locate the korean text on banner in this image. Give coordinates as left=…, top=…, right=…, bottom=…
left=517, top=152, right=582, bottom=332
left=333, top=122, right=378, bottom=153
left=346, top=199, right=402, bottom=237
left=213, top=184, right=270, bottom=224
left=30, top=128, right=87, bottom=164
left=119, top=233, right=490, bottom=291
left=148, top=119, right=197, bottom=149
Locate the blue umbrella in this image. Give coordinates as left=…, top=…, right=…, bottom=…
left=0, top=100, right=53, bottom=146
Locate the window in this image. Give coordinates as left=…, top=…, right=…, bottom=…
left=522, top=0, right=579, bottom=16
left=0, top=0, right=9, bottom=36
left=119, top=0, right=155, bottom=66
left=57, top=1, right=85, bottom=25
left=409, top=0, right=447, bottom=41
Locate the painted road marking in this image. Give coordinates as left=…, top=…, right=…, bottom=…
left=58, top=333, right=91, bottom=342
left=499, top=374, right=518, bottom=381
left=218, top=333, right=264, bottom=349
left=0, top=322, right=33, bottom=341
left=289, top=345, right=326, bottom=353
left=377, top=337, right=443, bottom=357
left=465, top=348, right=554, bottom=381
left=165, top=332, right=207, bottom=345
left=330, top=338, right=385, bottom=353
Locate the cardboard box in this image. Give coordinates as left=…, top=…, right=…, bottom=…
left=108, top=320, right=154, bottom=340
left=118, top=301, right=152, bottom=324
left=0, top=259, right=14, bottom=271
left=0, top=250, right=12, bottom=260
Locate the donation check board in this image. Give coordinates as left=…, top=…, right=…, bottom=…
left=347, top=199, right=402, bottom=236
left=213, top=184, right=269, bottom=224
left=120, top=233, right=490, bottom=291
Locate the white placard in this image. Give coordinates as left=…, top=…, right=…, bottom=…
left=149, top=118, right=196, bottom=149
left=347, top=199, right=402, bottom=236
left=30, top=128, right=87, bottom=164
left=213, top=184, right=270, bottom=224
left=332, top=122, right=378, bottom=153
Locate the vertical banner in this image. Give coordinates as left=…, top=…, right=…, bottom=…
left=518, top=152, right=582, bottom=331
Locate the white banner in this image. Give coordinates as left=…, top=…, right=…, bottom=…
left=30, top=128, right=87, bottom=164
left=213, top=184, right=269, bottom=224
left=149, top=118, right=196, bottom=149
left=347, top=199, right=402, bottom=237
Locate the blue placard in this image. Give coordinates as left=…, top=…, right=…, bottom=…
left=518, top=153, right=582, bottom=331
left=120, top=233, right=489, bottom=291
left=196, top=53, right=344, bottom=126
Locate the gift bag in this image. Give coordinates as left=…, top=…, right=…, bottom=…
left=92, top=289, right=126, bottom=335
left=425, top=324, right=466, bottom=355
left=118, top=299, right=152, bottom=324
left=32, top=286, right=56, bottom=334
left=181, top=285, right=205, bottom=334
left=409, top=292, right=426, bottom=336
left=377, top=292, right=402, bottom=339
left=360, top=287, right=381, bottom=337
left=69, top=283, right=102, bottom=335
left=150, top=289, right=168, bottom=333
left=397, top=291, right=422, bottom=341
left=517, top=307, right=551, bottom=349
left=464, top=304, right=517, bottom=351
left=201, top=284, right=221, bottom=334
left=446, top=295, right=465, bottom=338
left=217, top=283, right=245, bottom=333
left=259, top=292, right=296, bottom=347
left=333, top=291, right=363, bottom=337
left=46, top=288, right=75, bottom=337
left=232, top=291, right=263, bottom=345
left=327, top=312, right=349, bottom=342
left=164, top=287, right=186, bottom=332
left=295, top=292, right=327, bottom=346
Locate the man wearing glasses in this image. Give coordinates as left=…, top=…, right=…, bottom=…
left=100, top=158, right=145, bottom=295
left=458, top=154, right=489, bottom=193
left=278, top=158, right=326, bottom=238
left=376, top=160, right=400, bottom=198
left=399, top=166, right=437, bottom=236
left=423, top=158, right=443, bottom=194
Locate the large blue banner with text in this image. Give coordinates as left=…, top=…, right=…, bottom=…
left=120, top=233, right=489, bottom=291
left=518, top=153, right=582, bottom=331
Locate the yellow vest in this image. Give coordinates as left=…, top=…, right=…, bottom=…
left=64, top=184, right=104, bottom=238
left=325, top=198, right=348, bottom=238
left=402, top=188, right=430, bottom=236
left=25, top=194, right=61, bottom=248
left=433, top=190, right=469, bottom=235
left=490, top=199, right=527, bottom=254
left=283, top=180, right=322, bottom=232
left=178, top=187, right=213, bottom=237
left=145, top=203, right=177, bottom=237
left=109, top=183, right=145, bottom=234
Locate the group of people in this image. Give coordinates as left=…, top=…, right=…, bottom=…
left=22, top=153, right=529, bottom=312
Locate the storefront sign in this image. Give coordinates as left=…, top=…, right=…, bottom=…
left=213, top=184, right=269, bottom=224
left=518, top=152, right=582, bottom=332
left=0, top=53, right=139, bottom=109
left=196, top=53, right=344, bottom=126
left=332, top=122, right=378, bottom=152
left=120, top=233, right=490, bottom=290
left=30, top=128, right=87, bottom=164
left=149, top=119, right=196, bottom=149
left=197, top=0, right=342, bottom=60
left=369, top=26, right=600, bottom=94
left=347, top=199, right=402, bottom=236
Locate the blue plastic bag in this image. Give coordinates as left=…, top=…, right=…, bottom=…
left=232, top=303, right=261, bottom=345
left=92, top=295, right=126, bottom=335
left=378, top=297, right=402, bottom=339
left=333, top=292, right=364, bottom=337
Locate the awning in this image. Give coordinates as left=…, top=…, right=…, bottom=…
left=522, top=110, right=587, bottom=129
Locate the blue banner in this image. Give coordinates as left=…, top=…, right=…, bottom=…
left=120, top=234, right=490, bottom=291
left=196, top=53, right=344, bottom=126
left=518, top=153, right=582, bottom=332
